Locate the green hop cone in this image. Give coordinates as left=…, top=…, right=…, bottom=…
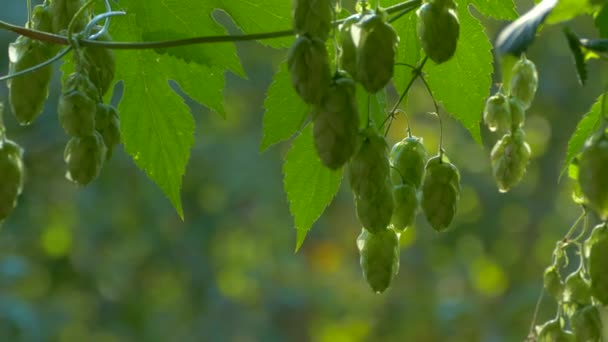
left=348, top=128, right=391, bottom=198
left=58, top=73, right=98, bottom=137
left=421, top=154, right=460, bottom=232
left=483, top=92, right=511, bottom=133
left=349, top=128, right=393, bottom=233
left=564, top=270, right=591, bottom=307
left=312, top=75, right=359, bottom=169
left=509, top=96, right=526, bottom=129
left=510, top=56, right=538, bottom=109
left=354, top=182, right=394, bottom=234
left=29, top=4, right=54, bottom=34
left=64, top=132, right=107, bottom=186
left=543, top=265, right=564, bottom=303
left=536, top=319, right=575, bottom=342
left=491, top=128, right=531, bottom=193
left=292, top=0, right=332, bottom=40
left=81, top=28, right=116, bottom=96
left=355, top=12, right=399, bottom=93
left=49, top=0, right=88, bottom=34
left=0, top=139, right=24, bottom=221
left=571, top=305, right=602, bottom=342
left=7, top=36, right=54, bottom=125
left=587, top=224, right=608, bottom=305
left=95, top=104, right=121, bottom=160
left=357, top=228, right=400, bottom=293
left=416, top=0, right=460, bottom=64
left=578, top=131, right=608, bottom=220
left=338, top=15, right=360, bottom=79
left=389, top=136, right=428, bottom=188
left=391, top=184, right=418, bottom=232
left=287, top=35, right=331, bottom=105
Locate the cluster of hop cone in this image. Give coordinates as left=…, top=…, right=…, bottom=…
left=0, top=0, right=120, bottom=222
left=483, top=55, right=539, bottom=193
left=289, top=0, right=461, bottom=293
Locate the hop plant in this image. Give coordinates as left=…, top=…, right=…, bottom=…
left=80, top=28, right=116, bottom=97
left=49, top=0, right=88, bottom=34
left=416, top=0, right=460, bottom=64
left=7, top=36, right=54, bottom=125
left=292, top=0, right=332, bottom=40
left=95, top=104, right=121, bottom=160
left=421, top=154, right=460, bottom=232
left=543, top=265, right=564, bottom=302
left=491, top=128, right=531, bottom=193
left=577, top=131, right=608, bottom=220
left=357, top=228, right=400, bottom=293
left=58, top=73, right=98, bottom=137
left=509, top=95, right=526, bottom=129
left=312, top=75, right=360, bottom=169
left=287, top=35, right=331, bottom=105
left=0, top=139, right=24, bottom=221
left=338, top=15, right=360, bottom=80
left=389, top=136, right=427, bottom=188
left=535, top=319, right=575, bottom=342
left=571, top=305, right=602, bottom=342
left=586, top=224, right=608, bottom=305
left=483, top=92, right=511, bottom=133
left=355, top=11, right=399, bottom=93
left=64, top=132, right=107, bottom=185
left=349, top=128, right=393, bottom=233
left=510, top=56, right=538, bottom=109
left=391, top=184, right=418, bottom=232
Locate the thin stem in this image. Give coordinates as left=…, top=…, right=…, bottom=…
left=417, top=70, right=443, bottom=155
left=527, top=287, right=545, bottom=339
left=0, top=11, right=125, bottom=83
left=382, top=57, right=428, bottom=136
left=26, top=0, right=32, bottom=29
left=0, top=0, right=422, bottom=50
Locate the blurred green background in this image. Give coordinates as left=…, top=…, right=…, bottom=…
left=0, top=1, right=607, bottom=341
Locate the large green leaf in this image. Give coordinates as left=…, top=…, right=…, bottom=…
left=111, top=13, right=199, bottom=218
left=562, top=95, right=605, bottom=177
left=469, top=0, right=518, bottom=19
left=596, top=5, right=608, bottom=37
left=260, top=60, right=308, bottom=151
left=392, top=11, right=421, bottom=98
left=424, top=1, right=493, bottom=145
left=283, top=125, right=343, bottom=251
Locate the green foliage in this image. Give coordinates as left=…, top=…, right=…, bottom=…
left=563, top=95, right=604, bottom=177
left=261, top=62, right=308, bottom=151
left=283, top=125, right=343, bottom=251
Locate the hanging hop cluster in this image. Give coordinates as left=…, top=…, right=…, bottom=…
left=576, top=128, right=608, bottom=220
left=288, top=1, right=462, bottom=293
left=6, top=1, right=121, bottom=188
left=483, top=55, right=537, bottom=192
left=536, top=223, right=608, bottom=341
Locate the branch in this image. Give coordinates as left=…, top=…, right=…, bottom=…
left=0, top=0, right=421, bottom=50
